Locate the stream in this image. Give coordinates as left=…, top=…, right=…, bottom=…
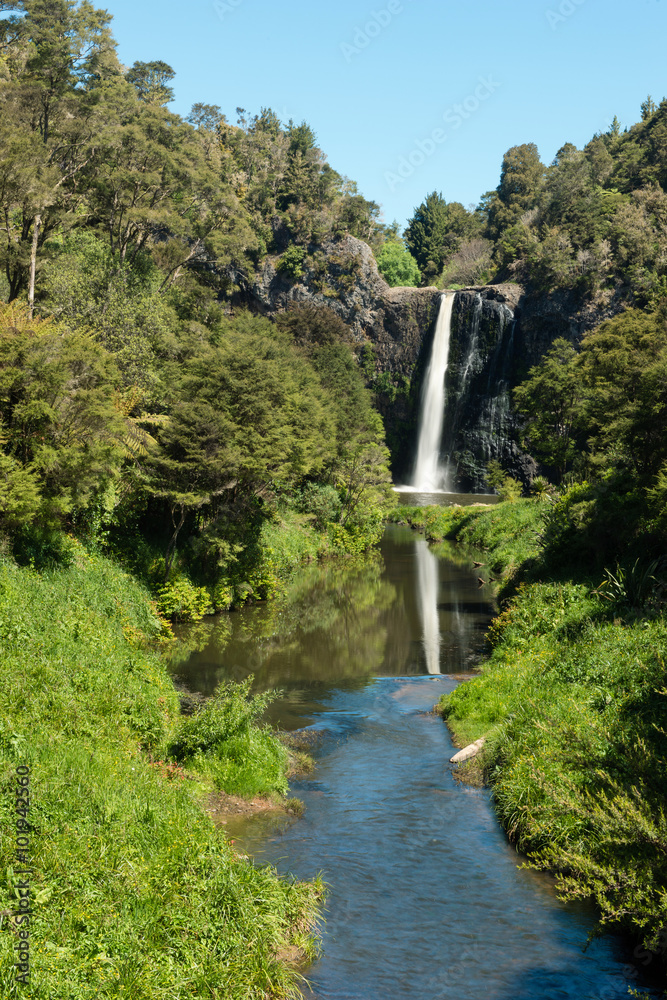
left=172, top=523, right=655, bottom=1000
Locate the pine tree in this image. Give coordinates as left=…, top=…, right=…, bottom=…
left=487, top=143, right=545, bottom=239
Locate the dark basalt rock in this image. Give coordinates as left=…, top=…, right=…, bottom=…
left=239, top=236, right=626, bottom=491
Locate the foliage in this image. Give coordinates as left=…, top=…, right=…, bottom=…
left=297, top=481, right=343, bottom=529
left=530, top=475, right=555, bottom=499
left=375, top=240, right=421, bottom=287
left=0, top=551, right=321, bottom=997
left=404, top=191, right=480, bottom=284
left=513, top=337, right=583, bottom=478
left=486, top=143, right=545, bottom=239
left=169, top=677, right=290, bottom=797
left=515, top=308, right=667, bottom=484
left=592, top=557, right=663, bottom=611
left=440, top=237, right=493, bottom=287
left=486, top=459, right=506, bottom=491
left=276, top=243, right=307, bottom=280
left=0, top=303, right=125, bottom=531
left=125, top=59, right=175, bottom=106
left=497, top=475, right=523, bottom=502
left=155, top=577, right=213, bottom=622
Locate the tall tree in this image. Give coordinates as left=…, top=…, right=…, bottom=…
left=125, top=60, right=175, bottom=106
left=403, top=192, right=450, bottom=282
left=487, top=143, right=545, bottom=239
left=404, top=192, right=479, bottom=282
left=0, top=0, right=119, bottom=308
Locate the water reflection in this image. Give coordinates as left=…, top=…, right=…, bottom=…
left=171, top=526, right=495, bottom=726
left=415, top=538, right=441, bottom=674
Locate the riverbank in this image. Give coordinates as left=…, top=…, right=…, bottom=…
left=0, top=545, right=322, bottom=998
left=392, top=501, right=667, bottom=981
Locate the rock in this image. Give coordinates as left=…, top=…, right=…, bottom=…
left=238, top=236, right=629, bottom=488
left=245, top=233, right=441, bottom=375
left=450, top=738, right=486, bottom=764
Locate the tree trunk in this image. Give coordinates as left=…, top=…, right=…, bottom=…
left=164, top=503, right=186, bottom=582
left=28, top=213, right=41, bottom=320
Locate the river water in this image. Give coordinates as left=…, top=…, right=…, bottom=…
left=172, top=525, right=654, bottom=1000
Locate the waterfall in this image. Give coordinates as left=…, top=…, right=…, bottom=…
left=411, top=292, right=455, bottom=492
left=415, top=538, right=441, bottom=674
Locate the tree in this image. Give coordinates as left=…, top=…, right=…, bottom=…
left=376, top=241, right=420, bottom=287
left=487, top=143, right=545, bottom=238
left=145, top=313, right=337, bottom=575
left=513, top=338, right=583, bottom=479
left=125, top=60, right=175, bottom=105
left=0, top=302, right=124, bottom=517
left=514, top=309, right=667, bottom=482
left=0, top=0, right=119, bottom=308
left=641, top=96, right=657, bottom=121
left=404, top=192, right=479, bottom=282
left=577, top=308, right=667, bottom=477
left=83, top=85, right=211, bottom=266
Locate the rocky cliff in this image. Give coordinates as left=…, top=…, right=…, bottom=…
left=240, top=236, right=626, bottom=489
left=246, top=234, right=441, bottom=374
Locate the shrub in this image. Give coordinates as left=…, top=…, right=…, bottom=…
left=276, top=244, right=307, bottom=281
left=169, top=677, right=289, bottom=797
left=156, top=577, right=212, bottom=622
left=12, top=524, right=78, bottom=569
left=530, top=475, right=555, bottom=499
left=486, top=459, right=506, bottom=492
left=297, top=482, right=342, bottom=529
left=376, top=241, right=421, bottom=287
left=497, top=475, right=523, bottom=502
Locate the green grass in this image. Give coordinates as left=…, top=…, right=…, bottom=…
left=391, top=499, right=548, bottom=579
left=0, top=544, right=322, bottom=998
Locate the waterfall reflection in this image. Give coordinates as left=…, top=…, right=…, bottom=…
left=415, top=537, right=441, bottom=674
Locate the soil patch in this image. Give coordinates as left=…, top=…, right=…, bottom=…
left=206, top=790, right=294, bottom=825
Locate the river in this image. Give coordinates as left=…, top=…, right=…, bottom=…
left=172, top=524, right=654, bottom=1000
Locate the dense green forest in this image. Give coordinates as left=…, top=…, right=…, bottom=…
left=0, top=0, right=399, bottom=619
left=391, top=99, right=667, bottom=303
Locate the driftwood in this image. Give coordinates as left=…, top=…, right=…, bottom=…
left=450, top=738, right=486, bottom=764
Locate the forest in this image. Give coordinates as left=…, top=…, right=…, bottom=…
left=0, top=1, right=666, bottom=610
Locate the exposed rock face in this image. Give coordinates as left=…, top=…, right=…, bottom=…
left=241, top=236, right=627, bottom=489
left=444, top=287, right=525, bottom=490
left=246, top=234, right=441, bottom=374
left=442, top=284, right=626, bottom=489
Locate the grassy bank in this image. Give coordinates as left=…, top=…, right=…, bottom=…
left=0, top=545, right=322, bottom=999
left=396, top=501, right=667, bottom=966
left=126, top=502, right=388, bottom=625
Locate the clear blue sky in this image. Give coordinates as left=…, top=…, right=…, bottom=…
left=100, top=0, right=667, bottom=231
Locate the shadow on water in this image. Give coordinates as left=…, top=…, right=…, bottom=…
left=172, top=526, right=662, bottom=1000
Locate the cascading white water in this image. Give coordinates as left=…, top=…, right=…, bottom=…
left=415, top=538, right=441, bottom=674
left=411, top=292, right=455, bottom=492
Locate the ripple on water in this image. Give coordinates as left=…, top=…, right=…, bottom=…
left=235, top=677, right=655, bottom=1000
left=175, top=528, right=659, bottom=1000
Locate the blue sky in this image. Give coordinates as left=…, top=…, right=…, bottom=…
left=99, top=0, right=667, bottom=231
